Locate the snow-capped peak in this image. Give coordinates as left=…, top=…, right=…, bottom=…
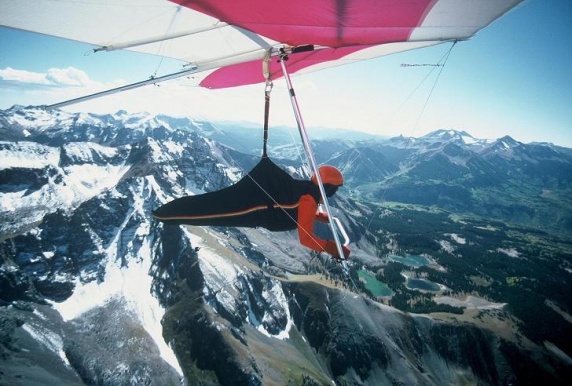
left=422, top=129, right=477, bottom=145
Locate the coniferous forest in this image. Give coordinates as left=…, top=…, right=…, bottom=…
left=353, top=202, right=572, bottom=355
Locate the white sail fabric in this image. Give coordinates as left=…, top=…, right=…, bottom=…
left=0, top=0, right=273, bottom=65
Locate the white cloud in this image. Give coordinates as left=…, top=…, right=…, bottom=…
left=0, top=66, right=96, bottom=87
left=0, top=66, right=131, bottom=110
left=45, top=67, right=92, bottom=87
left=0, top=67, right=51, bottom=85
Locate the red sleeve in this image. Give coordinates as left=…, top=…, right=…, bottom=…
left=297, top=194, right=328, bottom=252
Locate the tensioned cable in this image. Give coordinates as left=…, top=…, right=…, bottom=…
left=362, top=41, right=457, bottom=235
left=411, top=40, right=457, bottom=131
left=151, top=5, right=182, bottom=79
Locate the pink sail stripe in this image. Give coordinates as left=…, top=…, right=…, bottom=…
left=172, top=0, right=435, bottom=47
left=200, top=45, right=368, bottom=89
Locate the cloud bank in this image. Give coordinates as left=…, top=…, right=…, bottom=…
left=0, top=66, right=93, bottom=87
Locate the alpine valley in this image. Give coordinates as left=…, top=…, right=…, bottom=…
left=1, top=106, right=571, bottom=386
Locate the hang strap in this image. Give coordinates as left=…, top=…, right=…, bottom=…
left=262, top=79, right=273, bottom=158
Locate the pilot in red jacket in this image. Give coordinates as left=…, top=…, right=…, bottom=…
left=297, top=165, right=351, bottom=260
left=154, top=159, right=351, bottom=260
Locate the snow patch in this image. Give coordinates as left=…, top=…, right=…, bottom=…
left=544, top=341, right=572, bottom=365
left=51, top=253, right=183, bottom=375
left=8, top=108, right=69, bottom=131
left=22, top=322, right=69, bottom=367
left=439, top=240, right=454, bottom=253
left=446, top=233, right=466, bottom=244
left=42, top=251, right=55, bottom=259
left=434, top=295, right=505, bottom=310
left=0, top=141, right=60, bottom=169
left=0, top=142, right=130, bottom=230
left=461, top=134, right=478, bottom=145
left=63, top=142, right=119, bottom=162
left=163, top=140, right=185, bottom=156
left=497, top=247, right=519, bottom=258
left=259, top=282, right=293, bottom=340
left=63, top=164, right=128, bottom=196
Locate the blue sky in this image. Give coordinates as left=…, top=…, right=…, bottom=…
left=1, top=0, right=571, bottom=147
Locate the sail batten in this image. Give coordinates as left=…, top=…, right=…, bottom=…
left=95, top=23, right=230, bottom=52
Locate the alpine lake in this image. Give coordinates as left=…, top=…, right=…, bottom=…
left=358, top=254, right=442, bottom=297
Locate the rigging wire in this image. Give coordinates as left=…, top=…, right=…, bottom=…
left=146, top=8, right=183, bottom=141
left=411, top=41, right=457, bottom=132
left=362, top=41, right=458, bottom=235
left=151, top=5, right=181, bottom=78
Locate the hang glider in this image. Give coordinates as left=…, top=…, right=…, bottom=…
left=0, top=0, right=524, bottom=263
left=0, top=0, right=523, bottom=92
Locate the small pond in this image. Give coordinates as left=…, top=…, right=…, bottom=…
left=357, top=269, right=393, bottom=297
left=406, top=278, right=440, bottom=292
left=387, top=254, right=431, bottom=268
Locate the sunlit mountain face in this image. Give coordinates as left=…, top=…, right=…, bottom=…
left=1, top=107, right=570, bottom=385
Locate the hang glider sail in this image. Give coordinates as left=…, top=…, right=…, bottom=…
left=0, top=0, right=524, bottom=91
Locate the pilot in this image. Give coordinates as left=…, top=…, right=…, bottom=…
left=297, top=165, right=351, bottom=260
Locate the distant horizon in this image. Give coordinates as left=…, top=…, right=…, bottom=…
left=3, top=104, right=569, bottom=149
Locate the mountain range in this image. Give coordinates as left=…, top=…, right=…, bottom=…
left=1, top=107, right=570, bottom=385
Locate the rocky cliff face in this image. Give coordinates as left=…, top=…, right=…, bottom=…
left=1, top=107, right=568, bottom=385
